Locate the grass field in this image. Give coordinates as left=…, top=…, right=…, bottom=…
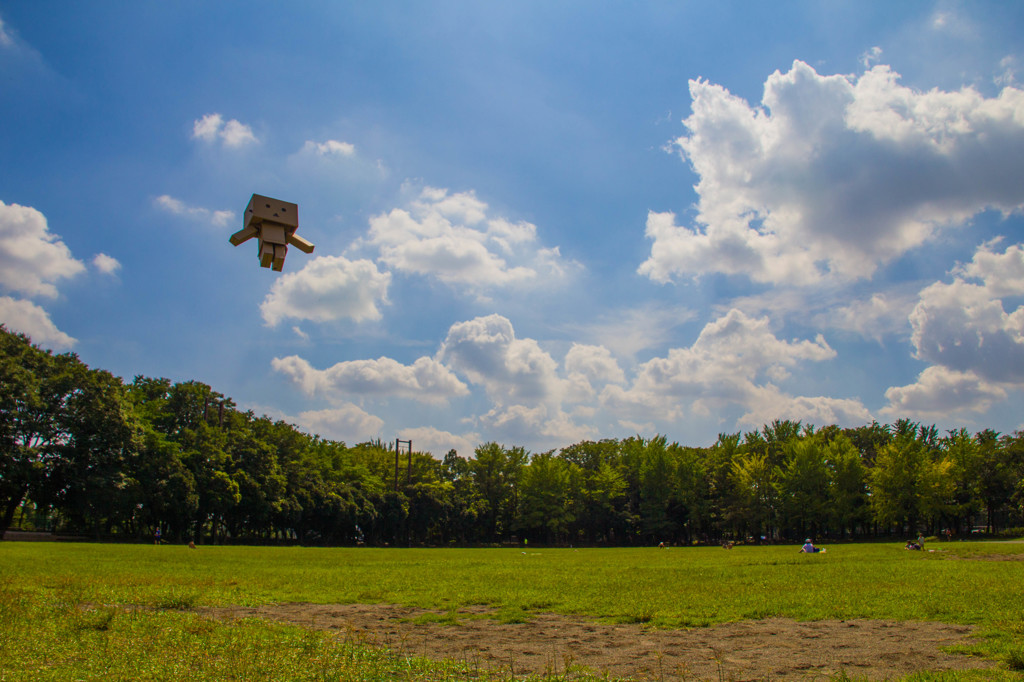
left=2, top=540, right=1023, bottom=680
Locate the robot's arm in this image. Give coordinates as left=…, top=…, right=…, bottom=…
left=229, top=224, right=259, bottom=246
left=286, top=232, right=315, bottom=254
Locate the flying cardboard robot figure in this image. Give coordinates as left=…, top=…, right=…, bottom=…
left=229, top=194, right=315, bottom=271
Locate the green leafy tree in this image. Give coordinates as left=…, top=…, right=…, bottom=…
left=775, top=436, right=828, bottom=540
left=561, top=442, right=629, bottom=545
left=516, top=451, right=573, bottom=544
left=977, top=430, right=1021, bottom=533
left=0, top=327, right=50, bottom=536
left=824, top=434, right=868, bottom=537
left=49, top=364, right=140, bottom=538
left=637, top=436, right=676, bottom=541
left=939, top=428, right=983, bottom=532
left=730, top=450, right=777, bottom=540
left=869, top=428, right=951, bottom=535
left=704, top=433, right=742, bottom=541
left=470, top=442, right=527, bottom=542
left=666, top=444, right=708, bottom=544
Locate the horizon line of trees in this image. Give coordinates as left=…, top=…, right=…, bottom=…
left=3, top=325, right=1024, bottom=546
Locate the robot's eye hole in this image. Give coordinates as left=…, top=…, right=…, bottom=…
left=265, top=204, right=271, bottom=208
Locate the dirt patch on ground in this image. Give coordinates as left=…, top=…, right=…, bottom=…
left=203, top=603, right=993, bottom=680
left=950, top=553, right=1024, bottom=561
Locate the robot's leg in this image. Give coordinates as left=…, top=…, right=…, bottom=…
left=271, top=243, right=288, bottom=271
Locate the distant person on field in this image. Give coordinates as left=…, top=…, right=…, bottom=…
left=800, top=538, right=824, bottom=553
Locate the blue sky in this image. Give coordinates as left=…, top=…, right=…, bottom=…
left=2, top=2, right=1023, bottom=455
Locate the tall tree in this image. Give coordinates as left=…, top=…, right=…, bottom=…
left=0, top=327, right=57, bottom=537
left=516, top=451, right=573, bottom=544
left=869, top=430, right=951, bottom=535
left=48, top=363, right=140, bottom=537
left=470, top=442, right=527, bottom=542
left=730, top=450, right=777, bottom=540
left=823, top=434, right=869, bottom=538
left=775, top=436, right=828, bottom=540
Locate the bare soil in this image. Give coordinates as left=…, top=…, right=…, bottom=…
left=204, top=603, right=994, bottom=680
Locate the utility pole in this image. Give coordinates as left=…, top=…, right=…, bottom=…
left=395, top=438, right=412, bottom=489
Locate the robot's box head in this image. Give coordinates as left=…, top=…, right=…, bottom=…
left=245, top=194, right=298, bottom=231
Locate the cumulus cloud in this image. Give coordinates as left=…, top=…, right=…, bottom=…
left=640, top=60, right=1024, bottom=286
left=601, top=309, right=868, bottom=427
left=361, top=187, right=578, bottom=294
left=0, top=200, right=85, bottom=298
left=478, top=403, right=596, bottom=445
left=260, top=255, right=391, bottom=327
left=740, top=386, right=874, bottom=429
left=0, top=296, right=75, bottom=349
left=154, top=195, right=234, bottom=227
left=271, top=354, right=468, bottom=405
left=294, top=404, right=384, bottom=442
left=438, top=314, right=567, bottom=406
left=91, top=253, right=121, bottom=275
left=191, top=113, right=258, bottom=147
left=909, top=241, right=1024, bottom=383
left=956, top=239, right=1024, bottom=297
left=882, top=366, right=1006, bottom=419
left=564, top=343, right=626, bottom=400
left=883, top=240, right=1024, bottom=417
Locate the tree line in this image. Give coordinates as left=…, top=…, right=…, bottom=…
left=3, top=325, right=1023, bottom=546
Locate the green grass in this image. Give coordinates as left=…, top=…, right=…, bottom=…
left=2, top=540, right=1023, bottom=680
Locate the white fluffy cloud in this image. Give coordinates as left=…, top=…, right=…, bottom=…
left=192, top=113, right=258, bottom=147
left=740, top=386, right=874, bottom=429
left=91, top=253, right=121, bottom=275
left=294, top=404, right=384, bottom=442
left=438, top=314, right=567, bottom=406
left=884, top=240, right=1024, bottom=417
left=882, top=366, right=1006, bottom=419
left=362, top=187, right=578, bottom=294
left=0, top=296, right=76, bottom=349
left=564, top=343, right=626, bottom=400
left=154, top=195, right=234, bottom=227
left=0, top=200, right=85, bottom=298
left=433, top=315, right=607, bottom=446
left=909, top=241, right=1024, bottom=383
left=478, top=403, right=596, bottom=445
left=957, top=240, right=1024, bottom=297
left=602, top=309, right=869, bottom=427
left=640, top=61, right=1024, bottom=286
left=272, top=354, right=468, bottom=405
left=260, top=255, right=391, bottom=326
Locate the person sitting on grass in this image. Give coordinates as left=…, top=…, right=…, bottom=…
left=800, top=538, right=825, bottom=553
left=905, top=540, right=922, bottom=550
